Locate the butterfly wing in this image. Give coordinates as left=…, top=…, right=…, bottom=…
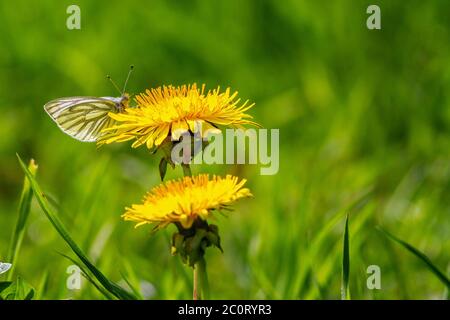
left=44, top=97, right=121, bottom=142
left=0, top=262, right=12, bottom=274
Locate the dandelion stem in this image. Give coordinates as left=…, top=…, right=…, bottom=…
left=199, top=258, right=209, bottom=299
left=193, top=258, right=209, bottom=300
left=181, top=163, right=199, bottom=300
left=180, top=164, right=210, bottom=300
left=193, top=264, right=200, bottom=300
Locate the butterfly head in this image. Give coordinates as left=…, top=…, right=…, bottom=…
left=107, top=65, right=134, bottom=112
left=119, top=93, right=130, bottom=111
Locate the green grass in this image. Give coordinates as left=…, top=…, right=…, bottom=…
left=0, top=0, right=449, bottom=299
left=379, top=228, right=450, bottom=292
left=17, top=154, right=136, bottom=300
left=341, top=214, right=350, bottom=300
left=6, top=159, right=37, bottom=281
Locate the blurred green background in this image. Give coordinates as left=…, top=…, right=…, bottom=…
left=1, top=0, right=449, bottom=299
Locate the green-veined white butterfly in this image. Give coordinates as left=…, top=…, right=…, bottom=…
left=44, top=66, right=134, bottom=142
left=0, top=262, right=12, bottom=275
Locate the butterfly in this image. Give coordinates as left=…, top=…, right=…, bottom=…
left=0, top=262, right=12, bottom=275
left=44, top=66, right=134, bottom=142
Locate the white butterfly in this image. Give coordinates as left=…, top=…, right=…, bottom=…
left=44, top=66, right=133, bottom=142
left=0, top=262, right=12, bottom=275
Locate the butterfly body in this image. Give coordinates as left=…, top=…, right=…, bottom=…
left=44, top=93, right=129, bottom=142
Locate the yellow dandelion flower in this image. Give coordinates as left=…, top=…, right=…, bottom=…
left=123, top=174, right=252, bottom=230
left=98, top=84, right=258, bottom=149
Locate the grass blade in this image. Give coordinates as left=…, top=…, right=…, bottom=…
left=59, top=253, right=115, bottom=300
left=289, top=188, right=372, bottom=298
left=17, top=154, right=137, bottom=300
left=35, top=271, right=49, bottom=300
left=120, top=271, right=144, bottom=300
left=378, top=227, right=450, bottom=290
left=341, top=214, right=350, bottom=300
left=7, top=159, right=38, bottom=281
left=0, top=277, right=35, bottom=300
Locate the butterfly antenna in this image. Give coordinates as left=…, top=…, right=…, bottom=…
left=106, top=75, right=122, bottom=95
left=122, top=65, right=134, bottom=95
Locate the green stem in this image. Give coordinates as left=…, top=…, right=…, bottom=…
left=198, top=257, right=209, bottom=299
left=180, top=164, right=210, bottom=300
left=193, top=264, right=200, bottom=300
left=182, top=163, right=192, bottom=177
left=181, top=163, right=199, bottom=299
left=193, top=258, right=209, bottom=300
